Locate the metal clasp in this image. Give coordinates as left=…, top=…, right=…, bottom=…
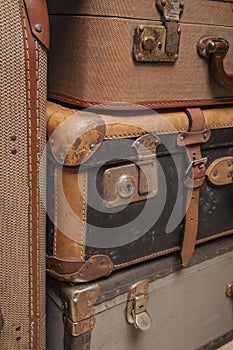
left=133, top=0, right=184, bottom=63
left=186, top=157, right=208, bottom=176
left=103, top=134, right=160, bottom=208
left=126, top=280, right=152, bottom=331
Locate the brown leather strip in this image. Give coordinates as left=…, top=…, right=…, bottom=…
left=48, top=91, right=233, bottom=110
left=21, top=2, right=46, bottom=348
left=180, top=108, right=210, bottom=267
left=24, top=0, right=50, bottom=49
left=46, top=255, right=114, bottom=282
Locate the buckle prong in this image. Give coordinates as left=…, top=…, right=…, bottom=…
left=186, top=157, right=208, bottom=176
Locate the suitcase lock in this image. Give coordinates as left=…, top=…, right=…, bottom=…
left=133, top=0, right=184, bottom=63
left=104, top=134, right=160, bottom=208
left=126, top=280, right=152, bottom=331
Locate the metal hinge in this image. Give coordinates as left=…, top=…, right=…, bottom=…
left=60, top=283, right=99, bottom=337
left=103, top=134, right=160, bottom=208
left=126, top=280, right=152, bottom=331
left=133, top=0, right=184, bottom=63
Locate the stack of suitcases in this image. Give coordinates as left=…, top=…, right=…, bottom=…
left=45, top=1, right=233, bottom=349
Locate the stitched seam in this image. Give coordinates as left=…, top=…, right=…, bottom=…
left=207, top=123, right=233, bottom=128
left=54, top=167, right=58, bottom=256
left=197, top=229, right=233, bottom=243
left=81, top=171, right=87, bottom=261
left=114, top=246, right=180, bottom=269
left=48, top=91, right=233, bottom=108
left=22, top=10, right=34, bottom=349
left=114, top=229, right=233, bottom=269
left=104, top=128, right=188, bottom=139
left=35, top=40, right=40, bottom=348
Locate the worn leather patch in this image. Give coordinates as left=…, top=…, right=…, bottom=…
left=47, top=104, right=106, bottom=166
left=206, top=156, right=233, bottom=186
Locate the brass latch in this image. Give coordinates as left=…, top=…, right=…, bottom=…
left=126, top=280, right=152, bottom=331
left=103, top=134, right=160, bottom=208
left=133, top=0, right=184, bottom=63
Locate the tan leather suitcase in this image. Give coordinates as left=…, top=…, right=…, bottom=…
left=47, top=0, right=233, bottom=108
left=0, top=1, right=49, bottom=349
left=46, top=102, right=233, bottom=283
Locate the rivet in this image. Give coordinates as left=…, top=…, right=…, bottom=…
left=203, top=132, right=209, bottom=139
left=106, top=171, right=111, bottom=177
left=73, top=298, right=78, bottom=303
left=174, top=54, right=178, bottom=59
left=34, top=24, right=42, bottom=33
left=135, top=141, right=140, bottom=148
left=10, top=135, right=17, bottom=141
left=90, top=144, right=95, bottom=150
left=100, top=259, right=106, bottom=266
left=89, top=258, right=94, bottom=264
left=51, top=139, right=54, bottom=145
left=177, top=26, right=181, bottom=34
left=157, top=41, right=162, bottom=50
left=139, top=25, right=144, bottom=33
left=180, top=135, right=184, bottom=142
left=11, top=149, right=17, bottom=155
left=137, top=53, right=143, bottom=60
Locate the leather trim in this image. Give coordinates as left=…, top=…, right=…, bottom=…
left=24, top=0, right=50, bottom=49
left=46, top=255, right=114, bottom=282
left=206, top=156, right=233, bottom=186
left=47, top=104, right=105, bottom=166
left=21, top=2, right=46, bottom=348
left=48, top=91, right=233, bottom=110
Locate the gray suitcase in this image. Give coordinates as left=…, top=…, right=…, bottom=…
left=47, top=235, right=233, bottom=350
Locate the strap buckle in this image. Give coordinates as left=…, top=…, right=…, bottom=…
left=186, top=157, right=208, bottom=176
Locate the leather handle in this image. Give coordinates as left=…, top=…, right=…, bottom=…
left=197, top=36, right=233, bottom=90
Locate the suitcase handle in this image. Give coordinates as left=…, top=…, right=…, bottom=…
left=197, top=36, right=233, bottom=90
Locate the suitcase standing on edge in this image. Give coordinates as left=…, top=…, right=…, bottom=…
left=46, top=102, right=233, bottom=282
left=46, top=235, right=233, bottom=350
left=0, top=1, right=49, bottom=349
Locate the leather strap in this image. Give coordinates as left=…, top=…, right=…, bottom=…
left=179, top=108, right=211, bottom=267
left=21, top=2, right=48, bottom=348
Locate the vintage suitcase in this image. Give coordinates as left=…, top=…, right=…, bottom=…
left=46, top=235, right=233, bottom=350
left=46, top=102, right=233, bottom=282
left=46, top=0, right=233, bottom=109
left=0, top=0, right=49, bottom=349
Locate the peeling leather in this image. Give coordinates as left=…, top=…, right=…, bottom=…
left=47, top=103, right=106, bottom=166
